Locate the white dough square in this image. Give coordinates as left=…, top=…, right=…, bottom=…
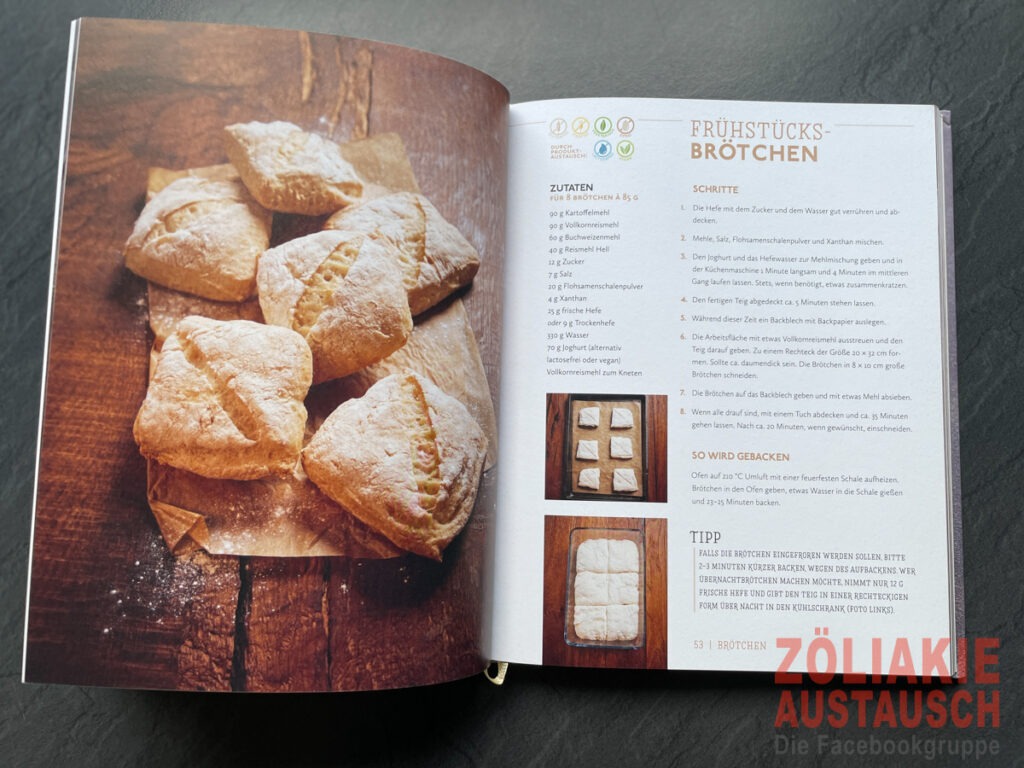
left=576, top=439, right=599, bottom=460
left=578, top=467, right=601, bottom=490
left=608, top=539, right=640, bottom=572
left=610, top=407, right=634, bottom=429
left=612, top=468, right=638, bottom=493
left=608, top=571, right=640, bottom=605
left=574, top=571, right=609, bottom=605
left=575, top=539, right=608, bottom=572
left=610, top=436, right=633, bottom=459
left=578, top=406, right=600, bottom=428
left=606, top=605, right=639, bottom=641
left=573, top=606, right=606, bottom=641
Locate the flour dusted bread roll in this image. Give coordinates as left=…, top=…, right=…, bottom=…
left=258, top=230, right=412, bottom=383
left=318, top=299, right=498, bottom=469
left=302, top=372, right=487, bottom=560
left=324, top=192, right=480, bottom=315
left=124, top=176, right=271, bottom=302
left=134, top=317, right=312, bottom=480
left=224, top=121, right=363, bottom=215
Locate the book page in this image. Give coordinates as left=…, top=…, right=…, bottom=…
left=488, top=98, right=957, bottom=675
left=24, top=18, right=507, bottom=692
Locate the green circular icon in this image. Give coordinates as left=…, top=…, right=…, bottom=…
left=594, top=116, right=613, bottom=136
left=616, top=140, right=635, bottom=159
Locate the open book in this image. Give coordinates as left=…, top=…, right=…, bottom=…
left=23, top=18, right=962, bottom=691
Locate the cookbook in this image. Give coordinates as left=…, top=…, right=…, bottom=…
left=23, top=17, right=961, bottom=691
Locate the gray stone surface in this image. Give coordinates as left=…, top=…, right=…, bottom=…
left=2, top=0, right=1020, bottom=765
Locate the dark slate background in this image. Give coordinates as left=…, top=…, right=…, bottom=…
left=2, top=1, right=1020, bottom=765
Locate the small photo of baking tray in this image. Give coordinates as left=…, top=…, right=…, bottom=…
left=564, top=526, right=646, bottom=650
left=563, top=394, right=646, bottom=501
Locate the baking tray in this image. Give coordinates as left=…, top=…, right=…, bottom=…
left=562, top=394, right=647, bottom=501
left=564, top=526, right=646, bottom=650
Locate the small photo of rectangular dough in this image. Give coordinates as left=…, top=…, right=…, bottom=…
left=573, top=605, right=606, bottom=641
left=612, top=468, right=638, bottom=493
left=575, top=539, right=608, bottom=572
left=574, top=571, right=609, bottom=606
left=610, top=407, right=634, bottom=429
left=578, top=467, right=601, bottom=490
left=576, top=439, right=599, bottom=460
left=607, top=571, right=640, bottom=605
left=609, top=436, right=633, bottom=459
left=578, top=406, right=600, bottom=428
left=608, top=539, right=640, bottom=572
left=605, top=605, right=639, bottom=641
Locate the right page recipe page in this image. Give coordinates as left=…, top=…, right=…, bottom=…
left=488, top=98, right=959, bottom=676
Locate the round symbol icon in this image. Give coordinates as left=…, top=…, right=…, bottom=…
left=549, top=117, right=568, bottom=137
left=594, top=139, right=613, bottom=159
left=572, top=117, right=590, bottom=137
left=616, top=140, right=635, bottom=160
left=594, top=116, right=613, bottom=136
left=617, top=116, right=635, bottom=136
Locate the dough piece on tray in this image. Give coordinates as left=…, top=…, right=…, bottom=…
left=577, top=467, right=601, bottom=490
left=302, top=372, right=487, bottom=561
left=606, top=605, right=640, bottom=642
left=573, top=606, right=606, bottom=642
left=224, top=121, right=363, bottom=215
left=574, top=571, right=609, bottom=606
left=134, top=317, right=312, bottom=480
left=608, top=571, right=640, bottom=605
left=577, top=406, right=600, bottom=428
left=610, top=407, right=634, bottom=429
left=610, top=436, right=634, bottom=459
left=258, top=230, right=412, bottom=383
left=124, top=176, right=271, bottom=302
left=576, top=440, right=599, bottom=461
left=575, top=539, right=608, bottom=573
left=608, top=538, right=640, bottom=572
left=325, top=192, right=480, bottom=316
left=612, top=468, right=639, bottom=494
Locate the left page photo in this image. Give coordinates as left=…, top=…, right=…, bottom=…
left=24, top=18, right=507, bottom=692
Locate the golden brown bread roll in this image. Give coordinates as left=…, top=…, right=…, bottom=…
left=224, top=121, right=363, bottom=215
left=302, top=372, right=487, bottom=560
left=124, top=176, right=271, bottom=302
left=314, top=299, right=498, bottom=469
left=258, top=229, right=413, bottom=383
left=134, top=316, right=312, bottom=480
left=324, top=192, right=480, bottom=315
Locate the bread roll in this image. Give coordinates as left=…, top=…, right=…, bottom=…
left=224, top=121, right=363, bottom=214
left=134, top=317, right=312, bottom=480
left=324, top=192, right=480, bottom=315
left=258, top=230, right=412, bottom=383
left=124, top=176, right=271, bottom=302
left=302, top=372, right=487, bottom=560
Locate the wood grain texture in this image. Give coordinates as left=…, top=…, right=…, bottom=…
left=541, top=515, right=667, bottom=669
left=24, top=18, right=508, bottom=692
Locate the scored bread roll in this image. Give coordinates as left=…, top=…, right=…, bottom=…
left=124, top=176, right=271, bottom=302
left=258, top=229, right=413, bottom=383
left=134, top=317, right=312, bottom=480
left=324, top=191, right=480, bottom=315
left=302, top=372, right=487, bottom=561
left=313, top=299, right=498, bottom=469
left=224, top=121, right=363, bottom=215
